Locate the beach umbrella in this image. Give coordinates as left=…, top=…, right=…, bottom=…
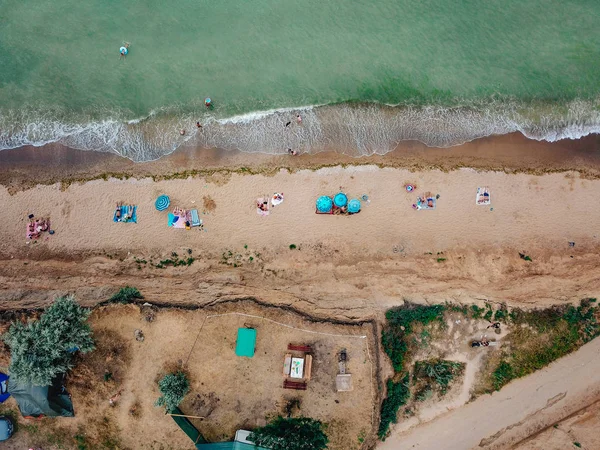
left=348, top=198, right=361, bottom=214
left=334, top=192, right=348, bottom=208
left=155, top=195, right=170, bottom=211
left=316, top=196, right=333, bottom=213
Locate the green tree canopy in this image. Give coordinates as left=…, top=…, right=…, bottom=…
left=155, top=371, right=190, bottom=413
left=3, top=295, right=95, bottom=386
left=248, top=416, right=328, bottom=450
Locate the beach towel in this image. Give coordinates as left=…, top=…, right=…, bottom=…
left=256, top=197, right=270, bottom=216
left=190, top=209, right=201, bottom=227
left=169, top=209, right=190, bottom=228
left=113, top=205, right=137, bottom=223
left=414, top=196, right=436, bottom=210
left=271, top=193, right=284, bottom=207
left=476, top=187, right=491, bottom=205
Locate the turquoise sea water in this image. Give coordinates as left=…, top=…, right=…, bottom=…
left=1, top=0, right=599, bottom=160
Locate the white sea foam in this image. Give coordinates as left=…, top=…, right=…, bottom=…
left=1, top=99, right=599, bottom=162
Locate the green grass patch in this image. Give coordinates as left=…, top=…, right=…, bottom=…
left=491, top=299, right=599, bottom=391
left=413, top=359, right=465, bottom=395
left=108, top=286, right=143, bottom=304
left=378, top=374, right=410, bottom=440
left=382, top=303, right=446, bottom=372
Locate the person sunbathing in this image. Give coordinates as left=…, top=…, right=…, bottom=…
left=40, top=218, right=49, bottom=232
left=115, top=203, right=123, bottom=220
left=122, top=205, right=134, bottom=222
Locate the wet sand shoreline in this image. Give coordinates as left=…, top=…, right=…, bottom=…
left=0, top=132, right=599, bottom=192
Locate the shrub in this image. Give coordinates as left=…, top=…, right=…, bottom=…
left=248, top=416, right=328, bottom=450
left=3, top=295, right=95, bottom=385
left=155, top=371, right=190, bottom=413
left=413, top=359, right=464, bottom=394
left=382, top=303, right=445, bottom=371
left=378, top=374, right=410, bottom=439
left=108, top=287, right=143, bottom=304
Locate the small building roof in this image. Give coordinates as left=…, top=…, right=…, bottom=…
left=235, top=328, right=257, bottom=358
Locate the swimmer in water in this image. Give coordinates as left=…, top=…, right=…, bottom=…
left=120, top=42, right=130, bottom=59
left=196, top=122, right=202, bottom=129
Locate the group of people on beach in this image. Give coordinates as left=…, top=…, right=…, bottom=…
left=27, top=217, right=50, bottom=240
left=114, top=203, right=135, bottom=222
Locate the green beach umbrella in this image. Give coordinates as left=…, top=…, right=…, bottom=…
left=316, top=196, right=333, bottom=213
left=334, top=192, right=348, bottom=207
left=155, top=195, right=170, bottom=211
left=347, top=198, right=361, bottom=213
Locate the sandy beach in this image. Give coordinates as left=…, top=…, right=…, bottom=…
left=2, top=134, right=600, bottom=450
left=1, top=148, right=600, bottom=316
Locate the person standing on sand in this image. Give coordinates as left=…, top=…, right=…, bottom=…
left=296, top=114, right=302, bottom=124
left=287, top=148, right=297, bottom=156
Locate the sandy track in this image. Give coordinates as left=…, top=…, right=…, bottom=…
left=378, top=337, right=600, bottom=450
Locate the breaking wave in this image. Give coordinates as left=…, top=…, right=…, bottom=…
left=1, top=98, right=599, bottom=162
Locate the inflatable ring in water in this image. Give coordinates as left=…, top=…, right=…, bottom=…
left=120, top=47, right=128, bottom=55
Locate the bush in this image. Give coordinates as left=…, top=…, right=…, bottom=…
left=248, top=416, right=328, bottom=450
left=108, top=287, right=143, bottom=304
left=155, top=371, right=190, bottom=413
left=413, top=359, right=464, bottom=394
left=378, top=374, right=410, bottom=439
left=492, top=299, right=600, bottom=390
left=382, top=303, right=445, bottom=371
left=3, top=295, right=95, bottom=385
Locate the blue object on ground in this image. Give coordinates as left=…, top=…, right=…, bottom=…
left=316, top=196, right=333, bottom=213
left=113, top=205, right=137, bottom=223
left=155, top=195, right=170, bottom=211
left=347, top=198, right=361, bottom=213
left=0, top=416, right=13, bottom=441
left=334, top=192, right=348, bottom=207
left=190, top=209, right=200, bottom=227
left=168, top=213, right=177, bottom=226
left=0, top=373, right=9, bottom=404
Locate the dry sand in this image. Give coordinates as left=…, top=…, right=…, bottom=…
left=1, top=165, right=600, bottom=315
left=2, top=134, right=600, bottom=449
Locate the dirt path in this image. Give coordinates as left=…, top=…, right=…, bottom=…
left=378, top=337, right=600, bottom=450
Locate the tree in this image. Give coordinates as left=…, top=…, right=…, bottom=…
left=248, top=417, right=328, bottom=450
left=3, top=295, right=95, bottom=386
left=155, top=371, right=190, bottom=413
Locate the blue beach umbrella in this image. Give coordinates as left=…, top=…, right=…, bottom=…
left=348, top=198, right=361, bottom=214
left=334, top=192, right=348, bottom=208
left=155, top=195, right=170, bottom=211
left=316, top=196, right=333, bottom=213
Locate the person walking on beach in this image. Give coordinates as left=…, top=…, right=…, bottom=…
left=296, top=114, right=302, bottom=124
left=287, top=148, right=297, bottom=156
left=285, top=121, right=291, bottom=127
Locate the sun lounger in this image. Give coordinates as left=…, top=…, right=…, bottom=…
left=190, top=209, right=201, bottom=227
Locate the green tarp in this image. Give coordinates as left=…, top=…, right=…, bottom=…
left=7, top=375, right=74, bottom=418
left=235, top=328, right=256, bottom=358
left=171, top=407, right=207, bottom=444
left=196, top=442, right=268, bottom=450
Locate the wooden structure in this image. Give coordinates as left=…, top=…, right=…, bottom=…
left=282, top=344, right=313, bottom=389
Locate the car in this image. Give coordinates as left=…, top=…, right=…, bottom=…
left=0, top=415, right=14, bottom=441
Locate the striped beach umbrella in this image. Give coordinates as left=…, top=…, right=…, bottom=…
left=334, top=192, right=348, bottom=207
left=155, top=195, right=170, bottom=211
left=316, top=196, right=333, bottom=213
left=347, top=198, right=361, bottom=214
